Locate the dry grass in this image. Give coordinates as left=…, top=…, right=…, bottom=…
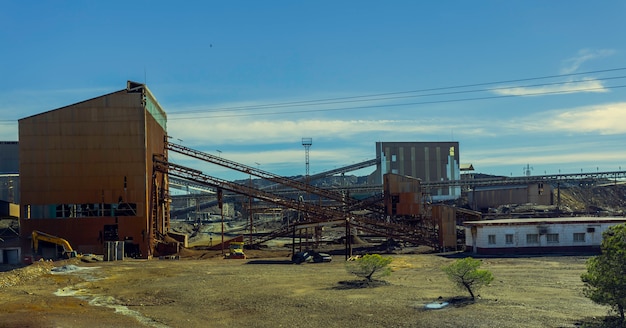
left=0, top=251, right=619, bottom=327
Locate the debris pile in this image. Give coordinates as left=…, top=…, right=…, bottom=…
left=0, top=261, right=54, bottom=288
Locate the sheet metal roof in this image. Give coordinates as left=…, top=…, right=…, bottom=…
left=464, top=217, right=626, bottom=226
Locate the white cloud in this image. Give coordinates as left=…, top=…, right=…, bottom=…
left=169, top=146, right=376, bottom=179
left=519, top=102, right=626, bottom=135
left=167, top=116, right=487, bottom=177
left=461, top=102, right=626, bottom=175
left=165, top=100, right=626, bottom=179
left=490, top=78, right=607, bottom=96
left=167, top=118, right=459, bottom=146
left=463, top=149, right=626, bottom=173
left=0, top=124, right=18, bottom=141
left=465, top=142, right=626, bottom=176
left=549, top=104, right=626, bottom=135
left=560, top=49, right=616, bottom=74
left=489, top=49, right=615, bottom=97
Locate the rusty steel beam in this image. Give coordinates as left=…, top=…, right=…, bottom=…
left=154, top=158, right=344, bottom=221
left=155, top=157, right=437, bottom=247
left=423, top=171, right=626, bottom=189
left=166, top=141, right=384, bottom=212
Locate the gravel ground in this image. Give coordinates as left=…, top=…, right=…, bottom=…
left=0, top=250, right=614, bottom=328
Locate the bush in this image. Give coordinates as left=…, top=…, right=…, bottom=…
left=346, top=254, right=393, bottom=282
left=442, top=257, right=493, bottom=300
left=581, top=224, right=626, bottom=323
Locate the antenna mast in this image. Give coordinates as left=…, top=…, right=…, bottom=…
left=302, top=138, right=312, bottom=178
left=524, top=164, right=534, bottom=176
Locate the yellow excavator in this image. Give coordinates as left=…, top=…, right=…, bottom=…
left=31, top=230, right=78, bottom=259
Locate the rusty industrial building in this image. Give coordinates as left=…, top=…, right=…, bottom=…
left=157, top=141, right=458, bottom=253
left=8, top=81, right=624, bottom=262
left=11, top=81, right=458, bottom=261
left=468, top=183, right=553, bottom=212
left=17, top=81, right=169, bottom=259
left=370, top=141, right=461, bottom=201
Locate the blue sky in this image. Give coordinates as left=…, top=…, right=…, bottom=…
left=1, top=1, right=626, bottom=181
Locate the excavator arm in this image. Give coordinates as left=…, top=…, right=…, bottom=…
left=32, top=230, right=77, bottom=258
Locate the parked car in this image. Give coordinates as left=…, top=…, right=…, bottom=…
left=292, top=250, right=332, bottom=264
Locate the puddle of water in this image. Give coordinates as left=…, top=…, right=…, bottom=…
left=54, top=287, right=87, bottom=297
left=53, top=268, right=171, bottom=328
left=424, top=301, right=449, bottom=309
left=90, top=296, right=170, bottom=328
left=51, top=266, right=102, bottom=282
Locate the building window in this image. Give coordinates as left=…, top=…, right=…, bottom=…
left=505, top=234, right=514, bottom=244
left=115, top=203, right=138, bottom=216
left=46, top=202, right=137, bottom=218
left=488, top=235, right=496, bottom=245
left=56, top=204, right=70, bottom=218
left=391, top=154, right=397, bottom=162
left=574, top=233, right=586, bottom=243
left=547, top=233, right=559, bottom=243
left=526, top=234, right=539, bottom=244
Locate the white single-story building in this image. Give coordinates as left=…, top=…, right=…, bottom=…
left=464, top=217, right=626, bottom=255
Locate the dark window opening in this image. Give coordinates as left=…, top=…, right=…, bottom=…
left=103, top=225, right=119, bottom=241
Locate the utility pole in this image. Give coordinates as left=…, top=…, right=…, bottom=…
left=248, top=169, right=253, bottom=246
left=250, top=162, right=260, bottom=246
left=302, top=138, right=312, bottom=203
left=218, top=188, right=224, bottom=256
left=302, top=138, right=312, bottom=179
left=524, top=164, right=533, bottom=177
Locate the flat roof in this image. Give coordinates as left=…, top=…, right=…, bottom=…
left=474, top=185, right=528, bottom=191
left=465, top=217, right=626, bottom=226
left=460, top=163, right=474, bottom=171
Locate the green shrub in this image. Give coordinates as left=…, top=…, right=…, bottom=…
left=442, top=257, right=493, bottom=300
left=346, top=254, right=393, bottom=282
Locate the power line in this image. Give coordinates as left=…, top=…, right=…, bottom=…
left=168, top=84, right=626, bottom=120
left=2, top=67, right=626, bottom=124
left=168, top=67, right=626, bottom=115
left=170, top=75, right=626, bottom=115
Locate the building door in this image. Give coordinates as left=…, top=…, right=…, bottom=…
left=471, top=226, right=477, bottom=254
left=3, top=249, right=19, bottom=264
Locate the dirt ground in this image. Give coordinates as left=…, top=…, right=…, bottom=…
left=0, top=247, right=615, bottom=328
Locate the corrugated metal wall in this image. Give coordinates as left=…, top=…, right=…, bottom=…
left=18, top=85, right=168, bottom=258
left=19, top=90, right=147, bottom=205
left=469, top=184, right=553, bottom=210
left=374, top=142, right=461, bottom=199
left=432, top=205, right=457, bottom=250
left=383, top=173, right=421, bottom=216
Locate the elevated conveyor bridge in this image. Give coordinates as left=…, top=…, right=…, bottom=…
left=166, top=141, right=384, bottom=214
left=154, top=156, right=438, bottom=247
left=422, top=171, right=626, bottom=189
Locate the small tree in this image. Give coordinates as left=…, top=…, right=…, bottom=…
left=581, top=224, right=626, bottom=323
left=442, top=257, right=493, bottom=300
left=346, top=254, right=393, bottom=282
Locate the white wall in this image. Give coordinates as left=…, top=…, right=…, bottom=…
left=466, top=222, right=617, bottom=250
